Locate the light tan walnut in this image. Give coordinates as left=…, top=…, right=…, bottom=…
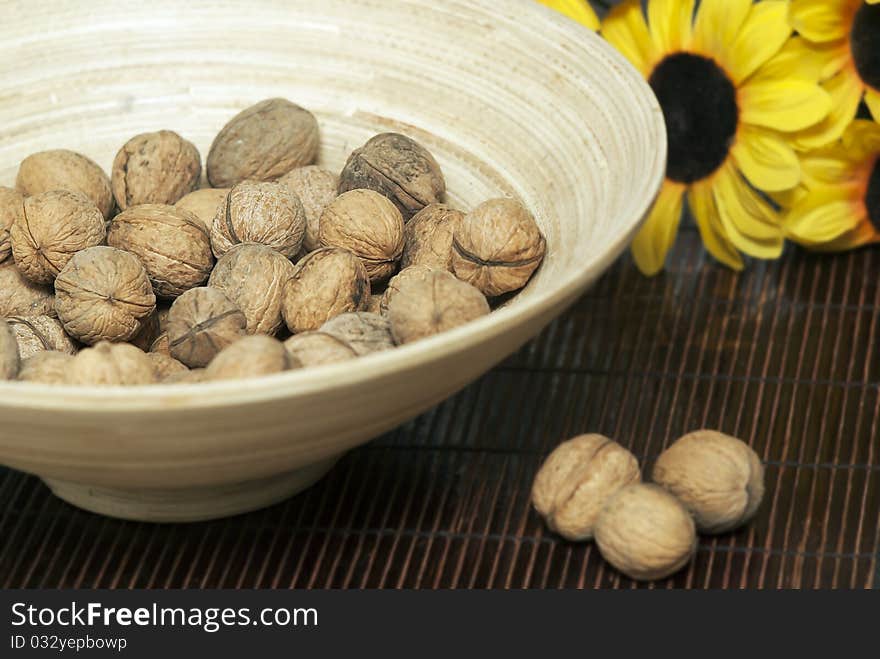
left=175, top=188, right=230, bottom=226
left=6, top=315, right=77, bottom=359
left=320, top=312, right=394, bottom=356
left=17, top=351, right=72, bottom=384
left=167, top=287, right=247, bottom=368
left=0, top=262, right=55, bottom=318
left=66, top=341, right=156, bottom=386
left=283, top=331, right=357, bottom=367
left=147, top=352, right=189, bottom=381
left=0, top=186, right=24, bottom=264
left=15, top=149, right=114, bottom=220
left=278, top=166, right=338, bottom=252
left=204, top=335, right=294, bottom=381
left=401, top=203, right=463, bottom=272
left=0, top=318, right=20, bottom=380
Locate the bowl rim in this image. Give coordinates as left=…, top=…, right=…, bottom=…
left=0, top=1, right=667, bottom=412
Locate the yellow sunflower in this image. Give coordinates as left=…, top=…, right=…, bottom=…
left=788, top=0, right=880, bottom=150
left=602, top=0, right=831, bottom=275
left=536, top=0, right=599, bottom=30
left=784, top=120, right=880, bottom=250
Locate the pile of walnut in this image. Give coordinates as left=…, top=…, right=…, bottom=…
left=0, top=98, right=546, bottom=386
left=532, top=430, right=764, bottom=581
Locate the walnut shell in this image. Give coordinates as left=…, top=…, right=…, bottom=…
left=365, top=293, right=383, bottom=315
left=150, top=332, right=171, bottom=356
left=108, top=204, right=214, bottom=298
left=0, top=318, right=20, bottom=380
left=319, top=312, right=394, bottom=356
left=18, top=350, right=72, bottom=384
left=175, top=188, right=230, bottom=226
left=0, top=262, right=54, bottom=317
left=15, top=149, right=114, bottom=220
left=129, top=308, right=162, bottom=352
left=54, top=246, right=157, bottom=345
left=164, top=367, right=206, bottom=384
left=595, top=483, right=697, bottom=581
left=0, top=186, right=24, bottom=264
left=204, top=334, right=293, bottom=381
left=167, top=287, right=247, bottom=368
left=66, top=341, right=156, bottom=386
left=11, top=190, right=106, bottom=285
left=385, top=266, right=489, bottom=344
left=210, top=181, right=306, bottom=259
left=281, top=247, right=370, bottom=334
left=531, top=434, right=640, bottom=541
left=6, top=315, right=77, bottom=360
left=278, top=166, right=338, bottom=252
left=283, top=331, right=358, bottom=367
left=147, top=352, right=189, bottom=381
left=111, top=130, right=201, bottom=211
left=452, top=198, right=546, bottom=297
left=401, top=203, right=463, bottom=272
left=652, top=430, right=765, bottom=534
left=207, top=243, right=296, bottom=335
left=206, top=98, right=319, bottom=188
left=318, top=189, right=404, bottom=282
left=338, top=133, right=445, bottom=220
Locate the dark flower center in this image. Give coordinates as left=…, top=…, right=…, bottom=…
left=851, top=2, right=880, bottom=92
left=867, top=158, right=880, bottom=232
left=649, top=53, right=739, bottom=184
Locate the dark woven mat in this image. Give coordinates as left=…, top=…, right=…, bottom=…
left=1, top=227, right=878, bottom=589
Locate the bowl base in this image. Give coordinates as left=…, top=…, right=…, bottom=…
left=42, top=458, right=338, bottom=523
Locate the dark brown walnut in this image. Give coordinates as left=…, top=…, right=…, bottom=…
left=338, top=133, right=445, bottom=220
left=0, top=318, right=19, bottom=380
left=206, top=98, right=319, bottom=188
left=17, top=351, right=72, bottom=384
left=278, top=166, right=338, bottom=251
left=203, top=335, right=293, bottom=381
left=11, top=190, right=106, bottom=285
left=66, top=341, right=156, bottom=386
left=15, top=149, right=114, bottom=219
left=54, top=246, right=157, bottom=344
left=6, top=315, right=77, bottom=359
left=401, top=203, right=463, bottom=271
left=281, top=247, right=370, bottom=334
left=111, top=130, right=201, bottom=211
left=208, top=243, right=296, bottom=335
left=147, top=352, right=188, bottom=381
left=384, top=267, right=489, bottom=344
left=210, top=181, right=306, bottom=259
left=107, top=204, right=214, bottom=298
left=167, top=287, right=247, bottom=368
left=175, top=188, right=230, bottom=226
left=318, top=189, right=404, bottom=282
left=452, top=198, right=546, bottom=297
left=0, top=187, right=24, bottom=264
left=283, top=331, right=357, bottom=367
left=0, top=262, right=54, bottom=317
left=320, top=312, right=394, bottom=356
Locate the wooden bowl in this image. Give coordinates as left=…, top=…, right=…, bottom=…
left=0, top=0, right=665, bottom=521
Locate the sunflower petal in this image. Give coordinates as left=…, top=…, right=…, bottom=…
left=740, top=79, right=832, bottom=132
left=785, top=191, right=860, bottom=246
left=536, top=0, right=599, bottom=30
left=788, top=0, right=854, bottom=43
left=732, top=126, right=801, bottom=192
left=841, top=119, right=880, bottom=159
left=810, top=221, right=879, bottom=253
left=727, top=1, right=792, bottom=84
left=865, top=89, right=880, bottom=123
left=601, top=1, right=657, bottom=75
left=631, top=182, right=685, bottom=275
left=688, top=180, right=744, bottom=270
left=647, top=0, right=696, bottom=54
left=692, top=0, right=751, bottom=56
left=791, top=70, right=865, bottom=150
left=748, top=38, right=849, bottom=86
left=713, top=165, right=784, bottom=258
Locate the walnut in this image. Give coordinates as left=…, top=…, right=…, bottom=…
left=207, top=243, right=296, bottom=335
left=281, top=247, right=370, bottom=334
left=318, top=189, right=404, bottom=282
left=17, top=351, right=72, bottom=384
left=147, top=352, right=188, bottom=381
left=54, top=246, right=156, bottom=344
left=401, top=203, right=463, bottom=271
left=203, top=335, right=293, bottom=381
left=164, top=367, right=205, bottom=384
left=175, top=188, right=230, bottom=226
left=15, top=149, right=114, bottom=219
left=111, top=130, right=201, bottom=211
left=0, top=262, right=54, bottom=317
left=384, top=266, right=489, bottom=344
left=0, top=318, right=19, bottom=380
left=129, top=307, right=162, bottom=352
left=283, top=331, right=357, bottom=367
left=531, top=434, right=640, bottom=541
left=210, top=181, right=306, bottom=259
left=365, top=293, right=383, bottom=315
left=66, top=341, right=156, bottom=386
left=206, top=98, right=319, bottom=188
left=320, top=312, right=394, bottom=356
left=108, top=204, right=214, bottom=298
left=6, top=315, right=77, bottom=359
left=0, top=187, right=24, bottom=264
left=452, top=198, right=546, bottom=297
left=338, top=133, right=445, bottom=220
left=150, top=332, right=170, bottom=356
left=652, top=430, right=765, bottom=534
left=594, top=483, right=697, bottom=581
left=278, top=166, right=338, bottom=251
left=167, top=287, right=247, bottom=367
left=11, top=190, right=106, bottom=285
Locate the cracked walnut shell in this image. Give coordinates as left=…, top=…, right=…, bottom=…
left=0, top=262, right=55, bottom=318
left=167, top=287, right=247, bottom=368
left=66, top=341, right=156, bottom=386
left=17, top=351, right=72, bottom=384
left=652, top=430, right=765, bottom=534
left=54, top=246, right=157, bottom=345
left=283, top=331, right=357, bottom=367
left=6, top=315, right=77, bottom=359
left=0, top=186, right=24, bottom=264
left=319, top=312, right=394, bottom=356
left=278, top=166, right=338, bottom=252
left=531, top=434, right=641, bottom=541
left=15, top=149, right=114, bottom=220
left=204, top=334, right=293, bottom=381
left=401, top=203, right=463, bottom=272
left=0, top=318, right=19, bottom=380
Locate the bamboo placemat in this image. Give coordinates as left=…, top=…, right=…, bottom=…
left=1, top=227, right=878, bottom=589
